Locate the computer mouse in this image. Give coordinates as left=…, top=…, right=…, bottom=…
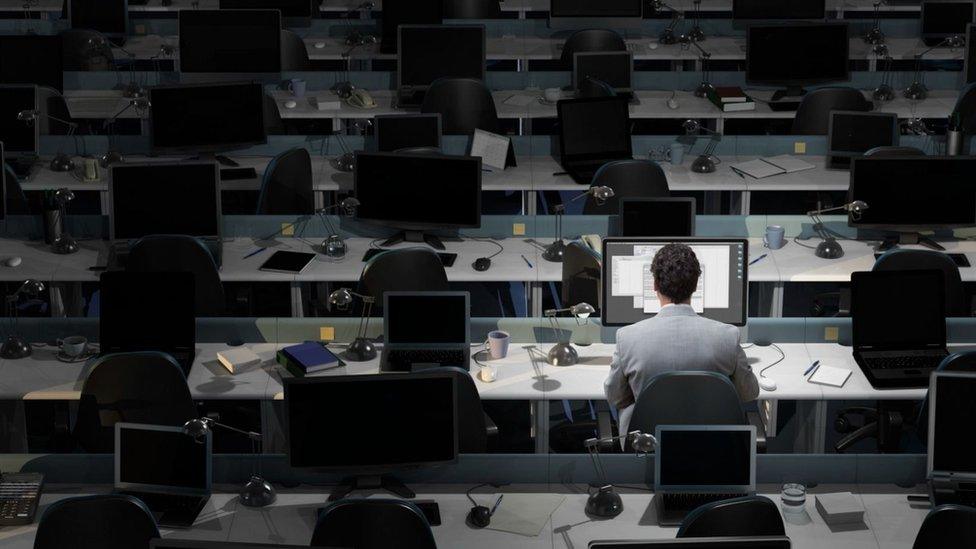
left=648, top=42, right=659, bottom=50
left=467, top=505, right=491, bottom=528
left=759, top=378, right=777, bottom=391
left=314, top=42, right=326, bottom=49
left=3, top=257, right=22, bottom=268
left=284, top=100, right=297, bottom=109
left=473, top=257, right=492, bottom=272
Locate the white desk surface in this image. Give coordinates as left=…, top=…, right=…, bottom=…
left=0, top=484, right=930, bottom=549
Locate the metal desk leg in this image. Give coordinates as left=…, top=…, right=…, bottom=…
left=740, top=191, right=751, bottom=215
left=290, top=281, right=305, bottom=318
left=770, top=282, right=785, bottom=318
left=530, top=281, right=543, bottom=317
left=533, top=399, right=550, bottom=454
left=526, top=190, right=537, bottom=215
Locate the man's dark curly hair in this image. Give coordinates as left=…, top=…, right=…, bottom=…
left=651, top=243, right=701, bottom=303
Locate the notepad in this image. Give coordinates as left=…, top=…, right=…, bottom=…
left=502, top=94, right=535, bottom=107
left=763, top=154, right=816, bottom=173
left=730, top=155, right=816, bottom=179
left=486, top=494, right=565, bottom=537
left=216, top=347, right=262, bottom=374
left=808, top=364, right=852, bottom=388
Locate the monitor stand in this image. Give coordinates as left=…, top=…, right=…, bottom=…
left=381, top=230, right=446, bottom=251
left=877, top=232, right=945, bottom=252
left=327, top=474, right=415, bottom=502
left=770, top=86, right=807, bottom=103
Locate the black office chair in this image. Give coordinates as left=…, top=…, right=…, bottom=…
left=33, top=494, right=160, bottom=549
left=864, top=146, right=926, bottom=157
left=874, top=250, right=968, bottom=316
left=421, top=78, right=501, bottom=135
left=443, top=0, right=501, bottom=18
left=394, top=146, right=442, bottom=155
left=582, top=160, right=670, bottom=215
left=37, top=86, right=75, bottom=136
left=578, top=77, right=617, bottom=98
left=913, top=504, right=976, bottom=548
left=791, top=87, right=872, bottom=135
left=126, top=235, right=226, bottom=317
left=357, top=249, right=450, bottom=314
left=310, top=499, right=437, bottom=549
left=73, top=352, right=198, bottom=453
left=256, top=147, right=315, bottom=216
left=426, top=367, right=498, bottom=452
left=281, top=29, right=311, bottom=71
left=59, top=29, right=114, bottom=71
left=916, top=351, right=976, bottom=444
left=562, top=242, right=602, bottom=313
left=952, top=82, right=976, bottom=135
left=3, top=164, right=30, bottom=214
left=558, top=29, right=627, bottom=70
left=677, top=495, right=786, bottom=538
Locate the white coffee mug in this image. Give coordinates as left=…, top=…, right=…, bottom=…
left=484, top=330, right=511, bottom=359
left=543, top=88, right=561, bottom=103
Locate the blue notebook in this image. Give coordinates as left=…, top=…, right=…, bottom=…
left=280, top=342, right=343, bottom=374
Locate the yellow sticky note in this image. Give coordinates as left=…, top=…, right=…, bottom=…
left=281, top=223, right=295, bottom=236
left=794, top=142, right=807, bottom=154
left=824, top=326, right=839, bottom=341
left=319, top=326, right=335, bottom=341
left=513, top=223, right=526, bottom=236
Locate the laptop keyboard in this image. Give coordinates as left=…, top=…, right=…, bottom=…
left=387, top=349, right=466, bottom=365
left=662, top=492, right=744, bottom=511
left=862, top=354, right=945, bottom=370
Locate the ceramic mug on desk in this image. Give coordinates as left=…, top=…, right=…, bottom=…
left=57, top=336, right=88, bottom=358
left=764, top=225, right=786, bottom=250
left=485, top=330, right=511, bottom=360
left=543, top=88, right=561, bottom=103
left=287, top=78, right=307, bottom=98
left=666, top=143, right=685, bottom=165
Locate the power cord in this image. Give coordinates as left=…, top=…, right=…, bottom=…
left=758, top=343, right=786, bottom=379
left=466, top=236, right=505, bottom=260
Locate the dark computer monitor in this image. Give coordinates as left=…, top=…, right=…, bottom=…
left=219, top=0, right=313, bottom=21
left=732, top=0, right=825, bottom=19
left=921, top=0, right=975, bottom=44
left=619, top=198, right=696, bottom=237
left=99, top=271, right=196, bottom=358
left=746, top=23, right=849, bottom=100
left=149, top=82, right=267, bottom=154
left=574, top=52, right=633, bottom=94
left=602, top=238, right=748, bottom=326
left=374, top=114, right=442, bottom=152
left=0, top=35, right=63, bottom=92
left=655, top=425, right=756, bottom=493
left=549, top=0, right=642, bottom=29
left=354, top=152, right=481, bottom=249
left=380, top=0, right=442, bottom=54
left=0, top=142, right=5, bottom=228
left=115, top=423, right=211, bottom=496
left=152, top=543, right=312, bottom=549
left=588, top=538, right=792, bottom=549
left=966, top=24, right=976, bottom=84
left=0, top=85, right=38, bottom=157
left=397, top=25, right=486, bottom=90
left=70, top=0, right=128, bottom=38
left=928, top=371, right=976, bottom=479
left=109, top=163, right=221, bottom=241
left=827, top=111, right=898, bottom=169
left=557, top=96, right=632, bottom=163
left=179, top=10, right=281, bottom=73
left=851, top=270, right=946, bottom=351
left=848, top=157, right=976, bottom=246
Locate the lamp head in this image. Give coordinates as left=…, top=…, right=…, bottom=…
left=328, top=288, right=354, bottom=310
left=339, top=197, right=360, bottom=215
left=847, top=200, right=869, bottom=217
left=682, top=119, right=701, bottom=134
left=570, top=302, right=595, bottom=319
left=946, top=35, right=965, bottom=48
left=182, top=418, right=212, bottom=443
left=17, top=279, right=45, bottom=296
left=17, top=109, right=38, bottom=122
left=54, top=188, right=75, bottom=204
left=628, top=431, right=657, bottom=454
left=589, top=186, right=614, bottom=204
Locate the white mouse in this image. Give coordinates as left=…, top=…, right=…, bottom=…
left=649, top=42, right=660, bottom=50
left=314, top=42, right=326, bottom=49
left=759, top=378, right=777, bottom=391
left=3, top=256, right=22, bottom=268
left=284, top=100, right=298, bottom=109
left=667, top=95, right=680, bottom=110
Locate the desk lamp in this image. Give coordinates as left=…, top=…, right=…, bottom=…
left=316, top=197, right=360, bottom=259
left=100, top=97, right=151, bottom=168
left=51, top=188, right=78, bottom=255
left=542, top=187, right=614, bottom=263
left=342, top=1, right=377, bottom=51
left=328, top=288, right=377, bottom=361
left=904, top=35, right=965, bottom=101
left=682, top=119, right=721, bottom=173
left=544, top=302, right=595, bottom=366
left=687, top=0, right=705, bottom=42
left=585, top=430, right=657, bottom=517
left=183, top=418, right=276, bottom=508
left=17, top=109, right=78, bottom=172
left=872, top=44, right=896, bottom=102
left=806, top=200, right=869, bottom=259
left=650, top=0, right=684, bottom=45
left=1, top=279, right=45, bottom=359
left=85, top=34, right=146, bottom=99
left=864, top=1, right=886, bottom=45
left=679, top=36, right=715, bottom=98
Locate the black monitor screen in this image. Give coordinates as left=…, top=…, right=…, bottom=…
left=219, top=0, right=313, bottom=17
left=590, top=539, right=791, bottom=549
left=733, top=0, right=826, bottom=19
left=354, top=152, right=481, bottom=230
left=658, top=429, right=753, bottom=488
left=557, top=97, right=632, bottom=160
left=746, top=23, right=849, bottom=86
left=179, top=10, right=281, bottom=73
left=70, top=0, right=127, bottom=36
left=851, top=270, right=945, bottom=348
left=0, top=36, right=63, bottom=92
left=0, top=142, right=5, bottom=225
left=99, top=271, right=196, bottom=352
left=0, top=86, right=38, bottom=155
left=849, top=157, right=976, bottom=230
left=550, top=0, right=642, bottom=17
left=922, top=1, right=975, bottom=36
left=932, top=373, right=976, bottom=474
left=574, top=52, right=632, bottom=91
left=386, top=293, right=468, bottom=345
left=110, top=163, right=221, bottom=240
left=620, top=198, right=695, bottom=237
left=149, top=83, right=267, bottom=152
left=967, top=24, right=976, bottom=83
left=375, top=114, right=441, bottom=152
left=828, top=112, right=898, bottom=156
left=398, top=26, right=485, bottom=88
left=118, top=426, right=209, bottom=491
left=285, top=374, right=457, bottom=469
left=381, top=0, right=442, bottom=53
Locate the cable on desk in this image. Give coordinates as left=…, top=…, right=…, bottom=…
left=757, top=343, right=786, bottom=379
left=466, top=482, right=507, bottom=506
left=465, top=236, right=505, bottom=259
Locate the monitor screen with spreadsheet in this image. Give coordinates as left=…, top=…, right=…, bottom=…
left=602, top=238, right=748, bottom=326
left=0, top=35, right=63, bottom=92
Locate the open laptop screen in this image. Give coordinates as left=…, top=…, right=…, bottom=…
left=99, top=271, right=196, bottom=353
left=385, top=292, right=469, bottom=345
left=557, top=97, right=632, bottom=161
left=655, top=426, right=756, bottom=492
left=929, top=371, right=976, bottom=477
left=851, top=270, right=946, bottom=349
left=115, top=423, right=211, bottom=495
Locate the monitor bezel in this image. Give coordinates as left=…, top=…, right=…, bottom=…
left=114, top=422, right=212, bottom=497
left=148, top=81, right=268, bottom=154
left=0, top=141, right=6, bottom=229
left=588, top=537, right=792, bottom=549
left=745, top=22, right=851, bottom=87
left=573, top=51, right=634, bottom=93
left=373, top=113, right=443, bottom=153
left=732, top=0, right=826, bottom=20
left=69, top=0, right=129, bottom=38
left=963, top=23, right=976, bottom=84
left=920, top=0, right=976, bottom=41
left=0, top=84, right=39, bottom=158
left=827, top=111, right=899, bottom=158
left=0, top=35, right=64, bottom=93
left=396, top=24, right=487, bottom=91
left=178, top=9, right=282, bottom=74
left=619, top=197, right=697, bottom=237
left=557, top=96, right=634, bottom=163
left=654, top=424, right=758, bottom=493
left=151, top=542, right=313, bottom=549
left=383, top=291, right=471, bottom=349
left=218, top=0, right=313, bottom=18
left=927, top=370, right=976, bottom=480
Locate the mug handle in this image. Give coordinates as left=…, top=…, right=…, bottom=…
left=763, top=235, right=769, bottom=248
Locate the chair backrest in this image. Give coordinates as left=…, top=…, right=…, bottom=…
left=629, top=371, right=748, bottom=441
left=677, top=495, right=786, bottom=538
left=559, top=29, right=627, bottom=68
left=953, top=82, right=976, bottom=135
left=916, top=350, right=976, bottom=442
left=126, top=234, right=225, bottom=317
left=34, top=494, right=160, bottom=549
left=280, top=29, right=311, bottom=71
left=73, top=352, right=197, bottom=452
left=357, top=249, right=449, bottom=313
left=913, top=504, right=976, bottom=549
left=583, top=160, right=670, bottom=215
left=256, top=147, right=314, bottom=215
left=579, top=77, right=617, bottom=98
left=443, top=0, right=501, bottom=18
left=420, top=78, right=500, bottom=135
left=562, top=242, right=602, bottom=310
left=791, top=87, right=872, bottom=135
left=59, top=29, right=114, bottom=71
left=311, top=499, right=437, bottom=549
left=864, top=146, right=926, bottom=157
left=425, top=366, right=488, bottom=452
left=872, top=249, right=965, bottom=316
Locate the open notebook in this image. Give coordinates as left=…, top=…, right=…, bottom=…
left=731, top=155, right=816, bottom=179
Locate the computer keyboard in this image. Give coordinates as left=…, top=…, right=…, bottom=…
left=662, top=492, right=743, bottom=511
left=863, top=355, right=945, bottom=370
left=0, top=473, right=44, bottom=526
left=387, top=349, right=466, bottom=365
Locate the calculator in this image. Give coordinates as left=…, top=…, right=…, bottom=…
left=0, top=472, right=44, bottom=526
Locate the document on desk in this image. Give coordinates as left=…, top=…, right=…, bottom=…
left=730, top=155, right=815, bottom=179
left=471, top=129, right=511, bottom=170
left=808, top=364, right=852, bottom=388
left=503, top=93, right=535, bottom=107
left=487, top=493, right=565, bottom=537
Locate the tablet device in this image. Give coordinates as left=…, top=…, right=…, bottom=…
left=259, top=251, right=316, bottom=273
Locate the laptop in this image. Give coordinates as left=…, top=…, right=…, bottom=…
left=928, top=370, right=976, bottom=507
left=99, top=271, right=197, bottom=376
left=653, top=425, right=757, bottom=526
left=381, top=291, right=471, bottom=372
left=826, top=111, right=898, bottom=170
left=557, top=96, right=633, bottom=184
left=573, top=51, right=639, bottom=104
left=115, top=423, right=211, bottom=528
left=589, top=538, right=791, bottom=549
left=851, top=270, right=948, bottom=389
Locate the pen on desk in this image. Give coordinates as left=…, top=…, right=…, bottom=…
left=749, top=254, right=767, bottom=265
left=552, top=171, right=568, bottom=176
left=521, top=254, right=533, bottom=268
left=242, top=248, right=267, bottom=260
left=730, top=166, right=746, bottom=179
left=490, top=495, right=504, bottom=515
left=803, top=360, right=821, bottom=377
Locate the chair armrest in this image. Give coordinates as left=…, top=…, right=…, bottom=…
left=483, top=412, right=499, bottom=438
left=747, top=411, right=767, bottom=454
left=596, top=401, right=617, bottom=452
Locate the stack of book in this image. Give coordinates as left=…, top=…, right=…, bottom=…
left=277, top=341, right=344, bottom=377
left=707, top=87, right=755, bottom=112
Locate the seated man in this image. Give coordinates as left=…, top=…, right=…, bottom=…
left=604, top=243, right=759, bottom=437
